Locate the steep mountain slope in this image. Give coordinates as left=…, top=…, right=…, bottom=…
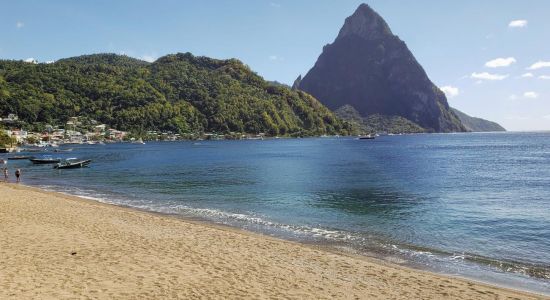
left=451, top=108, right=506, bottom=132
left=0, top=53, right=351, bottom=136
left=297, top=4, right=465, bottom=133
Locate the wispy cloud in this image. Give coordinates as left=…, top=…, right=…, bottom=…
left=543, top=114, right=550, bottom=120
left=528, top=61, right=550, bottom=70
left=523, top=91, right=538, bottom=99
left=471, top=72, right=508, bottom=81
left=521, top=72, right=534, bottom=78
left=485, top=57, right=516, bottom=68
left=16, top=21, right=24, bottom=29
left=269, top=2, right=281, bottom=8
left=439, top=86, right=459, bottom=98
left=538, top=75, right=550, bottom=80
left=508, top=19, right=527, bottom=28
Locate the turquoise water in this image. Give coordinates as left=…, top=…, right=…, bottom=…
left=4, top=132, right=549, bottom=294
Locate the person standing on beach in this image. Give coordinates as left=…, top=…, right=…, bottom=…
left=15, top=168, right=21, bottom=183
left=3, top=167, right=8, bottom=182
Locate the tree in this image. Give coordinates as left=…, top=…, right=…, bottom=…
left=0, top=53, right=349, bottom=137
left=0, top=128, right=16, bottom=148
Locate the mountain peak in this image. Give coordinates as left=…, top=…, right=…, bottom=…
left=337, top=3, right=392, bottom=41
left=298, top=3, right=466, bottom=132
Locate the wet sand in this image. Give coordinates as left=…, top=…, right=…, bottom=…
left=0, top=184, right=546, bottom=299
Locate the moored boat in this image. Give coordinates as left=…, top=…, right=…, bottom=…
left=53, top=148, right=73, bottom=153
left=8, top=155, right=33, bottom=160
left=30, top=156, right=62, bottom=164
left=54, top=159, right=92, bottom=169
left=358, top=135, right=375, bottom=140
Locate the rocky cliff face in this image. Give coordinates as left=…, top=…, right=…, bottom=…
left=297, top=4, right=465, bottom=132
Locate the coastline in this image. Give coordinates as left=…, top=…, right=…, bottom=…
left=0, top=184, right=545, bottom=299
left=0, top=183, right=546, bottom=299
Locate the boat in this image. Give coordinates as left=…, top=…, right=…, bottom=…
left=54, top=159, right=92, bottom=169
left=30, top=156, right=62, bottom=164
left=53, top=148, right=73, bottom=153
left=358, top=135, right=375, bottom=140
left=8, top=155, right=33, bottom=160
left=19, top=148, right=45, bottom=153
left=131, top=138, right=146, bottom=144
left=0, top=147, right=17, bottom=153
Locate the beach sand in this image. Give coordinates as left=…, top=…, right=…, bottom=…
left=0, top=184, right=546, bottom=299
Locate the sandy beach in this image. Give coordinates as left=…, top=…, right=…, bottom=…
left=0, top=183, right=546, bottom=299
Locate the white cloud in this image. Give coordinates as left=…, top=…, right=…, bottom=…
left=470, top=72, right=508, bottom=81
left=269, top=55, right=278, bottom=60
left=543, top=114, right=550, bottom=120
left=23, top=58, right=37, bottom=64
left=508, top=20, right=527, bottom=28
left=527, top=61, right=550, bottom=70
left=140, top=55, right=156, bottom=63
left=16, top=21, right=24, bottom=29
left=521, top=72, right=534, bottom=78
left=539, top=75, right=550, bottom=80
left=509, top=94, right=518, bottom=100
left=439, top=86, right=459, bottom=98
left=523, top=92, right=538, bottom=99
left=269, top=2, right=281, bottom=8
left=485, top=57, right=516, bottom=68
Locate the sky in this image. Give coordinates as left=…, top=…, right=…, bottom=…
left=1, top=0, right=550, bottom=131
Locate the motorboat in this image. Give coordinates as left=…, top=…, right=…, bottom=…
left=54, top=159, right=92, bottom=169
left=30, top=156, right=62, bottom=164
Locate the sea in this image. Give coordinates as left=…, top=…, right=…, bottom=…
left=3, top=132, right=549, bottom=295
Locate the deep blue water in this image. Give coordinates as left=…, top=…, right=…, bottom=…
left=3, top=132, right=549, bottom=294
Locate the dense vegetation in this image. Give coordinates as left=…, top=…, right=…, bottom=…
left=451, top=108, right=505, bottom=132
left=0, top=126, right=16, bottom=148
left=335, top=105, right=424, bottom=134
left=0, top=53, right=353, bottom=137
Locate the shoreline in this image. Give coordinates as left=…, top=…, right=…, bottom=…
left=1, top=183, right=547, bottom=299
left=30, top=182, right=550, bottom=293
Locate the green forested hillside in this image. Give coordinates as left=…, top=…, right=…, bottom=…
left=451, top=108, right=506, bottom=132
left=0, top=53, right=352, bottom=136
left=335, top=105, right=425, bottom=134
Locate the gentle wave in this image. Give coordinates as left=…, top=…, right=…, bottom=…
left=35, top=183, right=550, bottom=282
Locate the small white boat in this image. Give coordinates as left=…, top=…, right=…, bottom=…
left=54, top=159, right=92, bottom=169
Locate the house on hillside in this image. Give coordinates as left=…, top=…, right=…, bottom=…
left=1, top=114, right=19, bottom=124
left=10, top=129, right=28, bottom=143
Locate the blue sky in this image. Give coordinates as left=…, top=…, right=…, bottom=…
left=1, top=0, right=549, bottom=131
